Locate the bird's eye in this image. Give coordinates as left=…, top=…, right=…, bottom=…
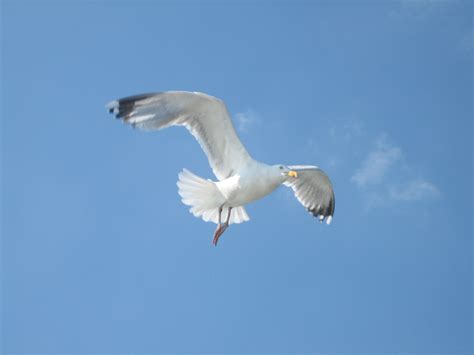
left=279, top=166, right=283, bottom=170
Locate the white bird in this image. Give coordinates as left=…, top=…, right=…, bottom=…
left=107, top=91, right=335, bottom=245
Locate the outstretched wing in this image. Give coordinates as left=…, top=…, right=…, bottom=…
left=284, top=165, right=335, bottom=224
left=106, top=91, right=252, bottom=180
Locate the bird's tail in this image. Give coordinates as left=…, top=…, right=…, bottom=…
left=177, top=169, right=250, bottom=225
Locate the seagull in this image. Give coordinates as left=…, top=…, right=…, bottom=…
left=107, top=91, right=335, bottom=245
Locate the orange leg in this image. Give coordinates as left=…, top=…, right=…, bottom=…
left=212, top=207, right=232, bottom=246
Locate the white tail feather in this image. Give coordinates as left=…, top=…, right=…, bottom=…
left=177, top=169, right=250, bottom=225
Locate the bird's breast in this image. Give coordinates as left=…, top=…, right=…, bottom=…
left=216, top=172, right=280, bottom=207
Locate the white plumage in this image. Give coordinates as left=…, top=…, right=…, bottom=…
left=177, top=168, right=249, bottom=225
left=107, top=91, right=335, bottom=245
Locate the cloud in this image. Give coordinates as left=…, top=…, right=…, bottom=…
left=351, top=134, right=440, bottom=205
left=235, top=109, right=260, bottom=132
left=389, top=180, right=440, bottom=201
left=299, top=115, right=440, bottom=207
left=351, top=136, right=402, bottom=187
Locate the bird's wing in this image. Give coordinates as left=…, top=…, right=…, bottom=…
left=284, top=165, right=335, bottom=224
left=106, top=91, right=252, bottom=180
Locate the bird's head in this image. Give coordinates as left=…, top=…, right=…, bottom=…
left=274, top=164, right=298, bottom=179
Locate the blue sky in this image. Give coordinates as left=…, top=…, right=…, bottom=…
left=1, top=0, right=472, bottom=354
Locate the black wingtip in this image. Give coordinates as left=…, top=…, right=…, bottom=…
left=107, top=93, right=161, bottom=121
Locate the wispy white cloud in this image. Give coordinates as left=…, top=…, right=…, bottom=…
left=389, top=180, right=440, bottom=201
left=235, top=109, right=260, bottom=132
left=301, top=115, right=440, bottom=206
left=351, top=134, right=440, bottom=205
left=351, top=135, right=402, bottom=187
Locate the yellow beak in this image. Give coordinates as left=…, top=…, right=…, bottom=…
left=287, top=170, right=298, bottom=178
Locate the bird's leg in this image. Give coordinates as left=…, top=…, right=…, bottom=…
left=212, top=207, right=232, bottom=246
left=224, top=206, right=232, bottom=225
left=212, top=206, right=223, bottom=246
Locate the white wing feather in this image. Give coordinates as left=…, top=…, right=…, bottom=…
left=284, top=165, right=335, bottom=224
left=107, top=91, right=252, bottom=180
